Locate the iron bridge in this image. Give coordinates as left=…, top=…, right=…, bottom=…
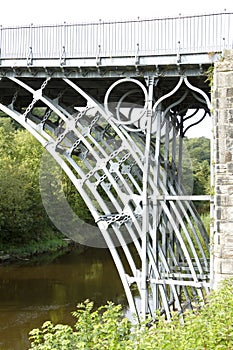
left=0, top=11, right=232, bottom=320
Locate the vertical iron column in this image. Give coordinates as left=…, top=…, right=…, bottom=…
left=141, top=76, right=155, bottom=319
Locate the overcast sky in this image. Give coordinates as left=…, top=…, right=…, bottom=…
left=1, top=0, right=232, bottom=25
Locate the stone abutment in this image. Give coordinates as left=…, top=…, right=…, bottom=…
left=213, top=50, right=233, bottom=286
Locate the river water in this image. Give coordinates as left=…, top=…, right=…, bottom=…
left=0, top=247, right=127, bottom=350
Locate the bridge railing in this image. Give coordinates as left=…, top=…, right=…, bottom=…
left=0, top=12, right=232, bottom=61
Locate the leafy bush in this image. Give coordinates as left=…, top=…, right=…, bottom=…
left=29, top=278, right=233, bottom=349
left=29, top=301, right=132, bottom=350
left=0, top=120, right=50, bottom=244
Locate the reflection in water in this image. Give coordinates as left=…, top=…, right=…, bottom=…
left=0, top=247, right=126, bottom=350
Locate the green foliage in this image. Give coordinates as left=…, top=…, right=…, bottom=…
left=29, top=279, right=233, bottom=350
left=0, top=231, right=69, bottom=258
left=29, top=300, right=132, bottom=350
left=200, top=213, right=210, bottom=236
left=0, top=116, right=211, bottom=246
left=184, top=137, right=210, bottom=165
left=0, top=120, right=50, bottom=244
left=184, top=137, right=210, bottom=214
left=0, top=118, right=93, bottom=248
left=63, top=176, right=95, bottom=225
left=205, top=65, right=214, bottom=88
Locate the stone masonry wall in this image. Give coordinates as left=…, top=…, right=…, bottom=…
left=212, top=50, right=233, bottom=286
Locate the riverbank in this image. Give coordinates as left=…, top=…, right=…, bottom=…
left=0, top=233, right=83, bottom=263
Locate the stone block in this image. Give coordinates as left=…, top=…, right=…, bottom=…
left=223, top=50, right=233, bottom=60
left=227, top=234, right=233, bottom=242
left=216, top=221, right=233, bottom=233
left=221, top=259, right=233, bottom=274
left=215, top=72, right=233, bottom=88
left=219, top=109, right=233, bottom=125
left=226, top=137, right=233, bottom=149
left=216, top=176, right=233, bottom=188
left=227, top=88, right=233, bottom=97
left=227, top=162, right=233, bottom=173
left=213, top=258, right=222, bottom=274
left=215, top=164, right=227, bottom=173
left=216, top=97, right=233, bottom=109
left=221, top=242, right=233, bottom=258
left=217, top=193, right=233, bottom=206
left=225, top=152, right=232, bottom=163
left=215, top=124, right=230, bottom=138
left=213, top=257, right=233, bottom=276
left=222, top=205, right=233, bottom=220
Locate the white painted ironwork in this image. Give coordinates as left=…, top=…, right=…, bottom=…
left=0, top=12, right=232, bottom=67
left=0, top=72, right=211, bottom=321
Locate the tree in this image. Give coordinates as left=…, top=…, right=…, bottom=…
left=184, top=137, right=210, bottom=164
left=0, top=117, right=93, bottom=246
left=0, top=119, right=51, bottom=244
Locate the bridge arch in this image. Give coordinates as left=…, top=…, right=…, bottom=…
left=0, top=72, right=212, bottom=320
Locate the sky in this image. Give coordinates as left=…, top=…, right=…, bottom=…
left=1, top=0, right=232, bottom=26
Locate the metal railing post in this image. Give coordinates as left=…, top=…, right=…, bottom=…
left=27, top=23, right=33, bottom=66
left=141, top=76, right=154, bottom=319
left=60, top=22, right=67, bottom=66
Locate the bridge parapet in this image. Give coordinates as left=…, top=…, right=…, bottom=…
left=0, top=12, right=232, bottom=77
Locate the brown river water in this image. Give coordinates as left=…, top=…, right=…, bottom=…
left=0, top=247, right=127, bottom=350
